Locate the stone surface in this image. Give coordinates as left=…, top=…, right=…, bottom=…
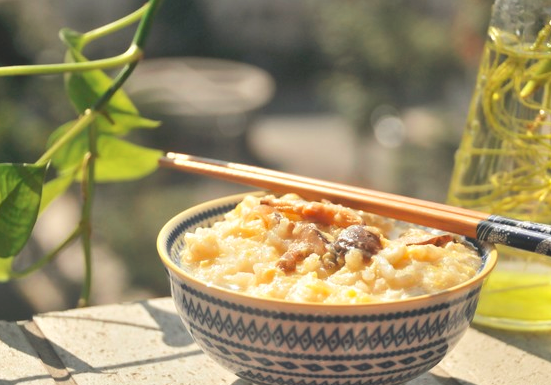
left=0, top=320, right=55, bottom=385
left=32, top=298, right=240, bottom=385
left=1, top=298, right=550, bottom=385
left=439, top=326, right=551, bottom=385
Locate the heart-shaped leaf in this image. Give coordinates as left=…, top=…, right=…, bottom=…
left=0, top=163, right=47, bottom=258
left=95, top=111, right=161, bottom=136
left=93, top=136, right=162, bottom=182
left=64, top=49, right=138, bottom=116
left=0, top=256, right=14, bottom=282
left=47, top=120, right=162, bottom=182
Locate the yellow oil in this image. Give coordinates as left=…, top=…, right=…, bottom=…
left=477, top=272, right=551, bottom=322
left=473, top=245, right=551, bottom=330
left=448, top=25, right=551, bottom=330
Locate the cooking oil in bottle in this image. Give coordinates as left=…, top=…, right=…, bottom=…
left=448, top=1, right=551, bottom=330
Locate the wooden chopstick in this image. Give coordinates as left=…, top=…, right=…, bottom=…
left=166, top=152, right=489, bottom=220
left=159, top=152, right=551, bottom=256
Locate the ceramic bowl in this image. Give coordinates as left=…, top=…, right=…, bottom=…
left=157, top=192, right=498, bottom=385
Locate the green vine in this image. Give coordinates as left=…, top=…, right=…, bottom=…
left=0, top=0, right=164, bottom=307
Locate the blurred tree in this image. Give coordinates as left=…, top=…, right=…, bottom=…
left=308, top=0, right=492, bottom=183
left=311, top=0, right=491, bottom=130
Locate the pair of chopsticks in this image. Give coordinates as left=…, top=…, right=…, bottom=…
left=159, top=152, right=551, bottom=256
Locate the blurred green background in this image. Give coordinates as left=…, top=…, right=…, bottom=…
left=0, top=0, right=492, bottom=320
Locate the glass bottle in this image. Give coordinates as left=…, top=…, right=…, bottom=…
left=447, top=0, right=551, bottom=330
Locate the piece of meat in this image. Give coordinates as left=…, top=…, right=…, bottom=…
left=260, top=196, right=364, bottom=227
left=276, top=223, right=330, bottom=273
left=323, top=225, right=382, bottom=270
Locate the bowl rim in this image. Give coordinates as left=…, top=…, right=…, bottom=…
left=157, top=191, right=499, bottom=310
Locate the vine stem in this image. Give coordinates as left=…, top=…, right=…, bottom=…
left=93, top=0, right=164, bottom=111
left=8, top=0, right=165, bottom=304
left=75, top=0, right=164, bottom=307
left=0, top=45, right=143, bottom=77
left=35, top=109, right=98, bottom=166
left=78, top=3, right=150, bottom=49
left=9, top=227, right=81, bottom=279
left=34, top=0, right=164, bottom=167
left=0, top=2, right=157, bottom=78
left=78, top=149, right=95, bottom=307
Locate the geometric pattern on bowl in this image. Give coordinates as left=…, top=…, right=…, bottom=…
left=158, top=192, right=497, bottom=385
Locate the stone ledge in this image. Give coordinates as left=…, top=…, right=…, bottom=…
left=1, top=298, right=550, bottom=385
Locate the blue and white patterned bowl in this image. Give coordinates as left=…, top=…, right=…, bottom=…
left=157, top=193, right=498, bottom=385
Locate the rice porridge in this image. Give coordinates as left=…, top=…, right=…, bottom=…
left=180, top=194, right=482, bottom=304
